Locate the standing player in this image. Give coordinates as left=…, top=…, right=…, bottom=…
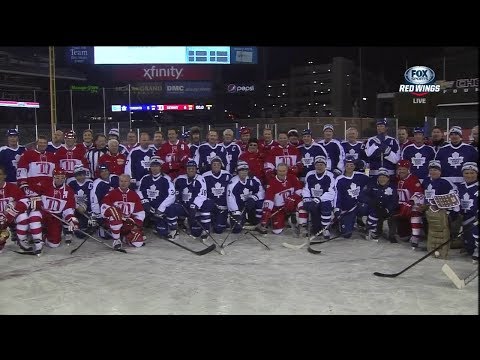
left=318, top=124, right=345, bottom=177
left=76, top=129, right=95, bottom=156
left=149, top=131, right=165, bottom=153
left=97, top=139, right=127, bottom=177
left=236, top=127, right=251, bottom=153
left=239, top=139, right=265, bottom=184
left=222, top=129, right=242, bottom=174
left=0, top=128, right=26, bottom=184
left=401, top=127, right=436, bottom=183
left=341, top=127, right=365, bottom=164
left=188, top=126, right=202, bottom=158
left=55, top=130, right=89, bottom=180
left=194, top=130, right=227, bottom=174
left=397, top=126, right=412, bottom=152
left=457, top=162, right=478, bottom=262
left=157, top=128, right=190, bottom=181
left=264, top=131, right=303, bottom=180
left=298, top=129, right=328, bottom=182
left=107, top=128, right=128, bottom=155
left=46, top=130, right=64, bottom=153
left=125, top=132, right=154, bottom=188
left=85, top=134, right=108, bottom=179
left=258, top=128, right=278, bottom=158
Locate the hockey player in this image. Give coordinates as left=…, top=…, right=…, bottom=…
left=194, top=130, right=227, bottom=174
left=365, top=119, right=400, bottom=180
left=157, top=128, right=190, bottom=181
left=188, top=126, right=202, bottom=158
left=55, top=130, right=89, bottom=180
left=125, top=131, right=140, bottom=154
left=394, top=159, right=425, bottom=248
left=17, top=135, right=59, bottom=197
left=470, top=125, right=478, bottom=150
left=202, top=157, right=232, bottom=234
left=421, top=160, right=457, bottom=206
left=401, top=127, right=436, bottom=183
left=428, top=126, right=446, bottom=152
left=258, top=128, right=278, bottom=158
left=341, top=127, right=366, bottom=164
left=28, top=168, right=79, bottom=253
left=260, top=163, right=303, bottom=235
left=101, top=174, right=145, bottom=249
left=358, top=168, right=398, bottom=242
left=457, top=162, right=478, bottom=262
left=97, top=139, right=127, bottom=177
left=137, top=156, right=178, bottom=239
left=174, top=160, right=213, bottom=238
left=333, top=155, right=370, bottom=238
left=298, top=129, right=328, bottom=181
left=397, top=126, right=412, bottom=152
left=0, top=128, right=25, bottom=184
left=239, top=139, right=265, bottom=184
left=149, top=131, right=165, bottom=153
left=125, top=132, right=154, bottom=188
left=301, top=156, right=335, bottom=239
left=288, top=129, right=302, bottom=147
left=264, top=131, right=303, bottom=180
left=236, top=127, right=251, bottom=153
left=434, top=126, right=478, bottom=186
left=227, top=161, right=266, bottom=234
left=318, top=124, right=345, bottom=177
left=222, top=129, right=242, bottom=174
left=66, top=165, right=93, bottom=238
left=90, top=164, right=119, bottom=238
left=86, top=134, right=108, bottom=178
left=76, top=129, right=95, bottom=156
left=107, top=128, right=128, bottom=155
left=46, top=129, right=64, bottom=153
left=0, top=165, right=30, bottom=253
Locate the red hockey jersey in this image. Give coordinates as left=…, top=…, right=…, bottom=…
left=40, top=182, right=76, bottom=220
left=258, top=139, right=279, bottom=158
left=0, top=182, right=29, bottom=214
left=17, top=149, right=59, bottom=195
left=100, top=188, right=145, bottom=223
left=97, top=152, right=127, bottom=176
left=239, top=151, right=265, bottom=184
left=263, top=174, right=303, bottom=210
left=156, top=140, right=190, bottom=180
left=236, top=140, right=249, bottom=153
left=76, top=142, right=95, bottom=157
left=397, top=173, right=424, bottom=204
left=55, top=145, right=89, bottom=177
left=264, top=144, right=303, bottom=177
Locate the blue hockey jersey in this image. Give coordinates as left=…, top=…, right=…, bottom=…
left=422, top=177, right=457, bottom=204
left=457, top=181, right=478, bottom=219
left=227, top=175, right=265, bottom=212
left=137, top=173, right=176, bottom=212
left=189, top=142, right=201, bottom=159
left=401, top=143, right=436, bottom=182
left=365, top=135, right=400, bottom=176
left=341, top=141, right=366, bottom=163
left=434, top=143, right=478, bottom=184
left=358, top=181, right=398, bottom=213
left=46, top=142, right=63, bottom=153
left=318, top=139, right=345, bottom=174
left=298, top=143, right=328, bottom=178
left=222, top=142, right=242, bottom=174
left=0, top=145, right=26, bottom=182
left=125, top=146, right=154, bottom=185
left=302, top=169, right=335, bottom=203
left=67, top=178, right=93, bottom=212
left=194, top=143, right=227, bottom=174
left=90, top=175, right=119, bottom=215
left=174, top=174, right=208, bottom=209
left=333, top=172, right=370, bottom=211
left=203, top=170, right=232, bottom=207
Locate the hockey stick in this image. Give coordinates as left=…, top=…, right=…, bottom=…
left=71, top=212, right=101, bottom=254
left=441, top=264, right=479, bottom=289
left=176, top=226, right=222, bottom=255
left=50, top=213, right=127, bottom=254
left=306, top=230, right=356, bottom=254
left=373, top=229, right=466, bottom=278
left=220, top=208, right=246, bottom=248
left=226, top=212, right=270, bottom=250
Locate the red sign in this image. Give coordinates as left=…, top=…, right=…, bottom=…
left=112, top=65, right=213, bottom=81
left=157, top=104, right=194, bottom=111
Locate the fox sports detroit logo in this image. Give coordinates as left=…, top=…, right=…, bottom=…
left=399, top=66, right=441, bottom=97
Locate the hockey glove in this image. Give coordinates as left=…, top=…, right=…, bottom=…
left=29, top=196, right=42, bottom=211
left=312, top=197, right=321, bottom=204
left=333, top=208, right=341, bottom=219
left=142, top=199, right=151, bottom=214
left=384, top=146, right=392, bottom=156
left=188, top=203, right=198, bottom=218
left=67, top=217, right=79, bottom=231
left=333, top=169, right=342, bottom=177
left=260, top=209, right=272, bottom=226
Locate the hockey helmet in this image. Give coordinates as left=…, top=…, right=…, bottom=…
left=6, top=128, right=19, bottom=137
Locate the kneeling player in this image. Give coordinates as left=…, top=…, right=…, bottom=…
left=301, top=156, right=335, bottom=238
left=101, top=174, right=146, bottom=249
left=260, top=163, right=303, bottom=234
left=137, top=156, right=178, bottom=239
left=0, top=165, right=30, bottom=253
left=457, top=162, right=478, bottom=262
left=227, top=161, right=266, bottom=234
left=174, top=160, right=213, bottom=238
left=67, top=165, right=93, bottom=238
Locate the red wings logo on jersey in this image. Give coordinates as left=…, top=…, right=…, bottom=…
left=60, top=159, right=80, bottom=172
left=113, top=201, right=135, bottom=216
left=41, top=196, right=67, bottom=212
left=275, top=155, right=296, bottom=167
left=35, top=162, right=53, bottom=175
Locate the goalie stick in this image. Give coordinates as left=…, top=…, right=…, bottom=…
left=441, top=264, right=479, bottom=289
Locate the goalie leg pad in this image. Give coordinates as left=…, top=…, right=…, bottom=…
left=425, top=208, right=450, bottom=258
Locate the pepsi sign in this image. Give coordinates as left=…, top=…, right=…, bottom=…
left=227, top=84, right=255, bottom=93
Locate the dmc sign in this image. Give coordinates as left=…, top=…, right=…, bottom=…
left=227, top=84, right=255, bottom=93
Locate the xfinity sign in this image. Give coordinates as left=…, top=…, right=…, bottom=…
left=227, top=84, right=255, bottom=93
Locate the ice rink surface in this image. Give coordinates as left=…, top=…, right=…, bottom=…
left=0, top=228, right=477, bottom=315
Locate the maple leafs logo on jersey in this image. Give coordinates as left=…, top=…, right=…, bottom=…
left=240, top=187, right=251, bottom=201
left=384, top=187, right=393, bottom=196
left=302, top=152, right=314, bottom=166
left=141, top=155, right=151, bottom=169
left=206, top=151, right=217, bottom=164
left=75, top=189, right=88, bottom=206
left=425, top=183, right=435, bottom=199
left=447, top=152, right=464, bottom=169
left=411, top=152, right=426, bottom=169
left=461, top=192, right=474, bottom=211
left=211, top=182, right=225, bottom=198
left=348, top=148, right=358, bottom=159
left=347, top=182, right=360, bottom=199
left=311, top=183, right=324, bottom=198
left=12, top=154, right=21, bottom=168
left=146, top=184, right=159, bottom=200
left=182, top=188, right=192, bottom=202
